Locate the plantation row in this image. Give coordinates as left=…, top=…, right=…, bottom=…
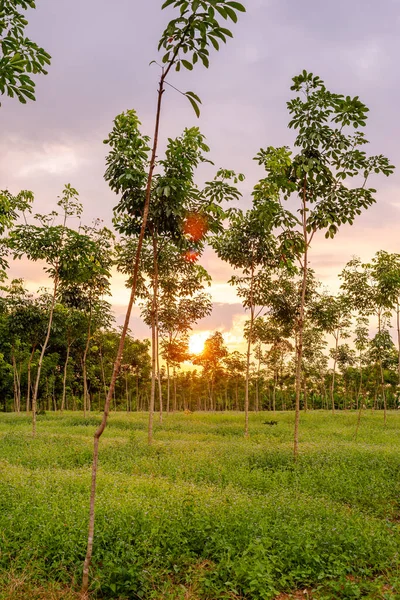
left=2, top=1, right=400, bottom=595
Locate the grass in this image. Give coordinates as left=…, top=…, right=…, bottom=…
left=0, top=410, right=399, bottom=599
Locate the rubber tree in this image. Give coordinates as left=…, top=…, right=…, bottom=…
left=224, top=351, right=246, bottom=410
left=113, top=126, right=228, bottom=441
left=369, top=251, right=400, bottom=385
left=193, top=331, right=228, bottom=410
left=0, top=0, right=51, bottom=105
left=60, top=222, right=114, bottom=415
left=340, top=255, right=394, bottom=425
left=311, top=292, right=351, bottom=413
left=115, top=142, right=237, bottom=437
left=255, top=71, right=394, bottom=458
left=138, top=241, right=212, bottom=424
left=213, top=206, right=294, bottom=436
left=0, top=189, right=33, bottom=281
left=7, top=185, right=98, bottom=435
left=82, top=1, right=245, bottom=592
left=2, top=278, right=46, bottom=412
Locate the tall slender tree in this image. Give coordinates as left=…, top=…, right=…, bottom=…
left=255, top=71, right=394, bottom=458
left=82, top=2, right=245, bottom=592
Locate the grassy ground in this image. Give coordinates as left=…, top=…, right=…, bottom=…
left=0, top=410, right=399, bottom=599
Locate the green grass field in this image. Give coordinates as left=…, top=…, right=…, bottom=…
left=0, top=411, right=399, bottom=599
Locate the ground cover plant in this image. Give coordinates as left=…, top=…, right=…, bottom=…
left=0, top=411, right=399, bottom=599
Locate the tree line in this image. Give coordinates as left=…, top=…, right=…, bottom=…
left=1, top=0, right=398, bottom=593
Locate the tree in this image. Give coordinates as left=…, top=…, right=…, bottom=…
left=0, top=189, right=33, bottom=281
left=82, top=1, right=245, bottom=592
left=340, top=255, right=394, bottom=424
left=255, top=71, right=394, bottom=458
left=213, top=206, right=291, bottom=436
left=8, top=185, right=98, bottom=435
left=311, top=293, right=351, bottom=413
left=0, top=0, right=51, bottom=104
left=224, top=350, right=245, bottom=410
left=193, top=331, right=228, bottom=410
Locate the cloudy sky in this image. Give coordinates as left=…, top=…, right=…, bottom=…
left=2, top=0, right=400, bottom=349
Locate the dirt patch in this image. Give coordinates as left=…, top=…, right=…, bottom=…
left=275, top=590, right=312, bottom=600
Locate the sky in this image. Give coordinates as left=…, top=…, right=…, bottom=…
left=2, top=0, right=400, bottom=350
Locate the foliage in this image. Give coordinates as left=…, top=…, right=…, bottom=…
left=0, top=411, right=399, bottom=599
left=0, top=0, right=51, bottom=104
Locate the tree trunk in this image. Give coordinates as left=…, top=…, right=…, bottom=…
left=148, top=233, right=159, bottom=443
left=294, top=178, right=308, bottom=460
left=82, top=307, right=93, bottom=417
left=156, top=314, right=163, bottom=424
left=173, top=368, right=177, bottom=412
left=245, top=264, right=255, bottom=437
left=32, top=271, right=59, bottom=437
left=397, top=301, right=400, bottom=385
left=330, top=331, right=339, bottom=414
left=61, top=342, right=71, bottom=412
left=82, top=67, right=167, bottom=593
left=26, top=345, right=36, bottom=413
left=166, top=361, right=170, bottom=414
left=99, top=345, right=108, bottom=401
left=377, top=310, right=387, bottom=426
left=125, top=371, right=129, bottom=412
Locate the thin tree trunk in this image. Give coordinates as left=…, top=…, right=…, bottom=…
left=26, top=345, right=36, bottom=413
left=61, top=342, right=71, bottom=412
left=82, top=307, right=92, bottom=417
left=245, top=264, right=255, bottom=437
left=397, top=302, right=400, bottom=385
left=148, top=233, right=159, bottom=443
left=32, top=272, right=59, bottom=437
left=377, top=310, right=387, bottom=425
left=156, top=299, right=163, bottom=424
left=330, top=331, right=339, bottom=414
left=99, top=345, right=108, bottom=401
left=82, top=66, right=167, bottom=593
left=125, top=371, right=129, bottom=412
left=166, top=361, right=170, bottom=414
left=294, top=178, right=308, bottom=460
left=173, top=368, right=177, bottom=412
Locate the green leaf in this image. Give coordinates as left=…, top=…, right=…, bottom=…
left=226, top=1, right=246, bottom=11
left=185, top=91, right=202, bottom=104
left=186, top=95, right=201, bottom=118
left=181, top=59, right=193, bottom=70
left=161, top=0, right=175, bottom=8
left=223, top=6, right=238, bottom=22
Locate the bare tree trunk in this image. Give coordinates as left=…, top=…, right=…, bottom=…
left=303, top=379, right=308, bottom=413
left=397, top=302, right=400, bottom=385
left=82, top=67, right=167, bottom=593
left=173, top=368, right=177, bottom=412
left=377, top=310, right=387, bottom=426
left=156, top=308, right=163, bottom=424
left=26, top=345, right=36, bottom=413
left=166, top=361, right=170, bottom=414
left=294, top=179, right=308, bottom=460
left=82, top=307, right=92, bottom=417
left=32, top=272, right=59, bottom=437
left=148, top=233, right=159, bottom=443
left=245, top=264, right=255, bottom=437
left=12, top=349, right=19, bottom=413
left=99, top=345, right=108, bottom=401
left=330, top=331, right=339, bottom=414
left=125, top=371, right=129, bottom=412
left=255, top=352, right=261, bottom=412
left=149, top=312, right=156, bottom=444
left=61, top=342, right=71, bottom=412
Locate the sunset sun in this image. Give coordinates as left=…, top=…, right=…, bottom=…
left=188, top=332, right=208, bottom=355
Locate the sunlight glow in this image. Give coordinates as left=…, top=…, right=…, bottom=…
left=188, top=332, right=209, bottom=355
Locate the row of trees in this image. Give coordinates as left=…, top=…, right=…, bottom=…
left=1, top=0, right=397, bottom=593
